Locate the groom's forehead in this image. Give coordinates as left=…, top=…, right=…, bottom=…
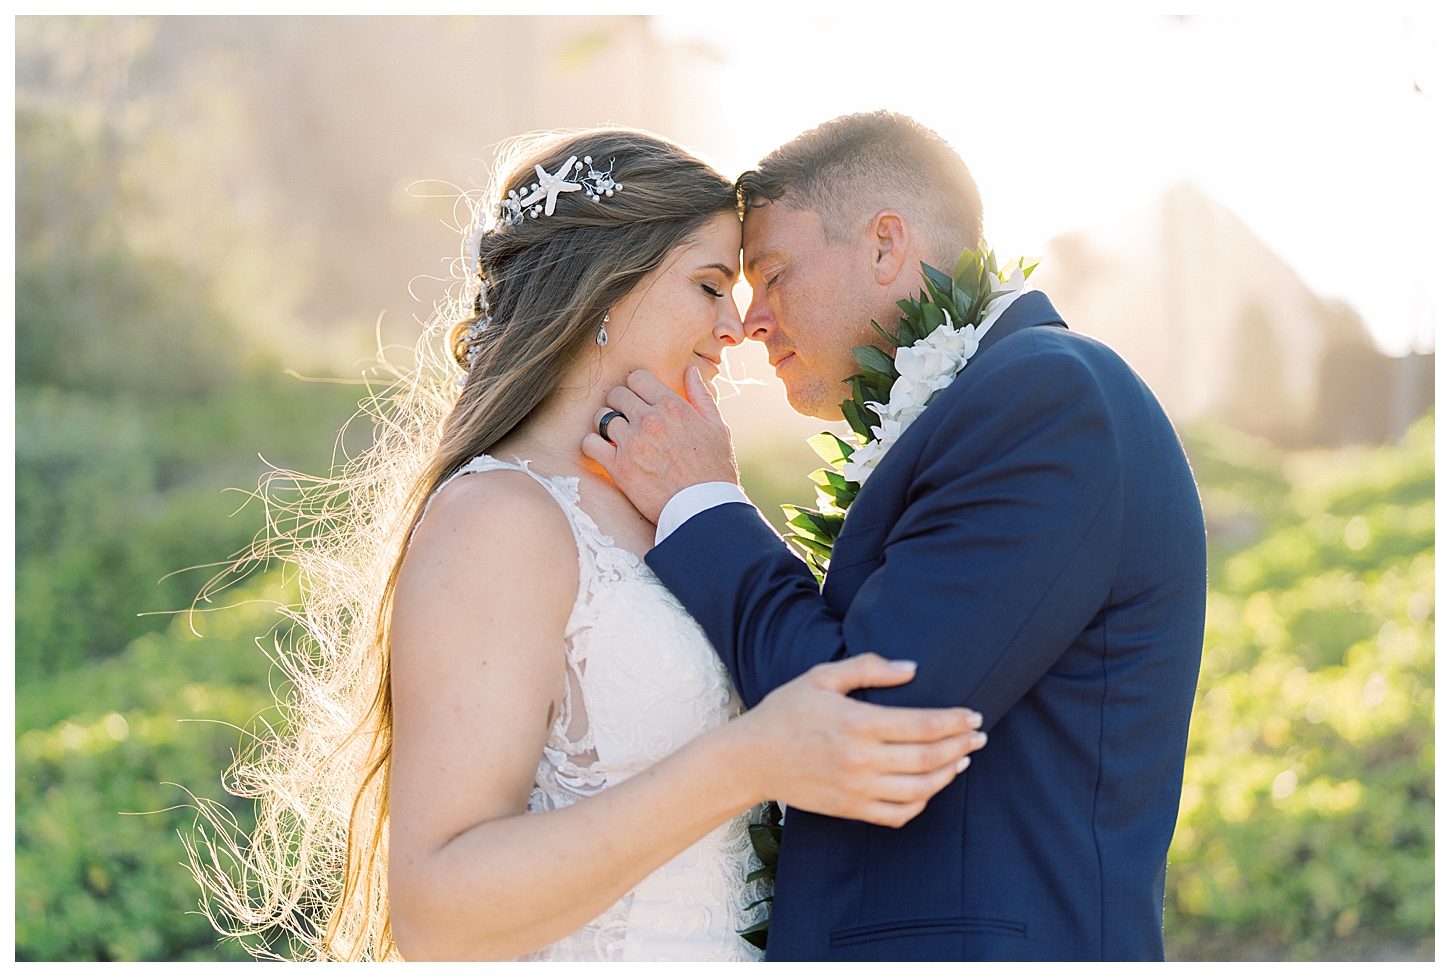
left=742, top=203, right=827, bottom=262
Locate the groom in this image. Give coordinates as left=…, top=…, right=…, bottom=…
left=583, top=112, right=1206, bottom=961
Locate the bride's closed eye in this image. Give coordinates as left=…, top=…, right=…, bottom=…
left=701, top=283, right=726, bottom=298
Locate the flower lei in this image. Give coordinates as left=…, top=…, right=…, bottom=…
left=782, top=244, right=1037, bottom=583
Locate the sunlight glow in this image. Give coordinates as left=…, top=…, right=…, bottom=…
left=656, top=13, right=1437, bottom=355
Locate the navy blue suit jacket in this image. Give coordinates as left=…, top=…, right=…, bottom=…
left=646, top=291, right=1206, bottom=961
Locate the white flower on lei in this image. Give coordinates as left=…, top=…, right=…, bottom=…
left=840, top=414, right=912, bottom=482
left=885, top=315, right=967, bottom=404
left=843, top=314, right=966, bottom=484
left=840, top=437, right=887, bottom=484
left=975, top=265, right=1028, bottom=336
left=896, top=318, right=971, bottom=386
left=840, top=271, right=1030, bottom=485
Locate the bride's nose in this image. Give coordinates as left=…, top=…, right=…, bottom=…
left=715, top=299, right=745, bottom=347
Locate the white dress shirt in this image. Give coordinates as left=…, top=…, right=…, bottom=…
left=653, top=482, right=755, bottom=546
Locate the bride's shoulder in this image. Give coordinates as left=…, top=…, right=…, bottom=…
left=424, top=463, right=566, bottom=529
left=399, top=465, right=578, bottom=605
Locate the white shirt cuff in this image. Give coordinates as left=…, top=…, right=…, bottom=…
left=654, top=482, right=754, bottom=546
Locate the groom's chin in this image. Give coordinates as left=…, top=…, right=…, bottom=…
left=783, top=380, right=846, bottom=422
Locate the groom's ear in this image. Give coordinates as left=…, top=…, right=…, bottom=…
left=867, top=209, right=911, bottom=286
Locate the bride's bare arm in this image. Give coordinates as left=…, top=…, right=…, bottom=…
left=387, top=471, right=983, bottom=960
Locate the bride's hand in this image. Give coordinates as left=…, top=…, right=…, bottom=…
left=731, top=654, right=986, bottom=829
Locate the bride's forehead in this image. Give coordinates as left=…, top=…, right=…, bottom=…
left=683, top=216, right=743, bottom=263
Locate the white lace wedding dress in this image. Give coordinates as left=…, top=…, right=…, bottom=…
left=424, top=454, right=767, bottom=962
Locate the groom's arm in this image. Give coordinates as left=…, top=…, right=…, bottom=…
left=641, top=339, right=1124, bottom=730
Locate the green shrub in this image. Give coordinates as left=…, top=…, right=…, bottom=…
left=15, top=574, right=292, bottom=961
left=1167, top=415, right=1434, bottom=959
left=14, top=379, right=361, bottom=682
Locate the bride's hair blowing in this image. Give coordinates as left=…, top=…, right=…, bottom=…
left=186, top=127, right=736, bottom=960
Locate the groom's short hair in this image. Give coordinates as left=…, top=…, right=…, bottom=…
left=736, top=111, right=983, bottom=262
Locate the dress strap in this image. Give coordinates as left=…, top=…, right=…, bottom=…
left=412, top=453, right=603, bottom=596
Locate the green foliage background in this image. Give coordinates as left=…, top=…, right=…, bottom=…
left=13, top=29, right=1433, bottom=960
left=14, top=86, right=363, bottom=960
left=1163, top=416, right=1434, bottom=959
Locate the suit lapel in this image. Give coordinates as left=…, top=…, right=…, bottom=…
left=821, top=290, right=1070, bottom=609
left=969, top=289, right=1068, bottom=363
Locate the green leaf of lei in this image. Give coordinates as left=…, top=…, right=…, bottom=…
left=737, top=800, right=785, bottom=949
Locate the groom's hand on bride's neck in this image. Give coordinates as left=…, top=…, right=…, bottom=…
left=582, top=366, right=739, bottom=525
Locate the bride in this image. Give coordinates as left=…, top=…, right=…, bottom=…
left=190, top=127, right=983, bottom=962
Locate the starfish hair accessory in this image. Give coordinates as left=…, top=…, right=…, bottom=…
left=497, top=155, right=623, bottom=227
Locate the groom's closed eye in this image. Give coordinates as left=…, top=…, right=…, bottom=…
left=745, top=267, right=782, bottom=291
left=745, top=247, right=785, bottom=278
left=756, top=262, right=784, bottom=291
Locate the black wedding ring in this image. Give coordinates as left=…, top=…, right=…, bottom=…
left=598, top=409, right=628, bottom=445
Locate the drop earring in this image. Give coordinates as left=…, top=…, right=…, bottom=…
left=596, top=313, right=610, bottom=347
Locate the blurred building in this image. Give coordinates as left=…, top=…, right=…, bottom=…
left=1032, top=185, right=1433, bottom=447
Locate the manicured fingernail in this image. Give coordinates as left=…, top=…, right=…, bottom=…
left=973, top=732, right=987, bottom=748
left=888, top=660, right=917, bottom=673
left=956, top=756, right=971, bottom=773
left=967, top=710, right=983, bottom=725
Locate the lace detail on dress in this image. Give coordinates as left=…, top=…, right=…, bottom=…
left=422, top=453, right=767, bottom=961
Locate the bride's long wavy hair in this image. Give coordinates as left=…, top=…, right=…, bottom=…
left=186, top=127, right=736, bottom=961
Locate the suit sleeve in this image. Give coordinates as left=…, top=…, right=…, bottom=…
left=646, top=338, right=1124, bottom=729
